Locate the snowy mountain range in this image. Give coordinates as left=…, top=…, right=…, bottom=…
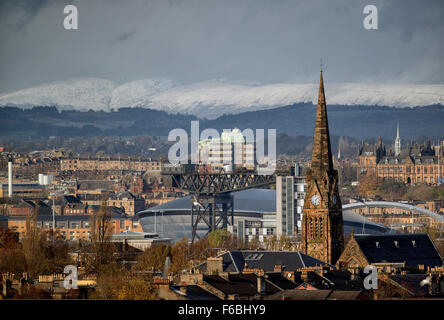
left=1, top=78, right=444, bottom=119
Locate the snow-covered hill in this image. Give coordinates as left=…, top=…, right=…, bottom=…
left=1, top=78, right=443, bottom=119
left=0, top=78, right=116, bottom=111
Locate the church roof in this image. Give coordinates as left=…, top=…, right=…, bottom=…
left=195, top=250, right=333, bottom=273
left=354, top=234, right=443, bottom=268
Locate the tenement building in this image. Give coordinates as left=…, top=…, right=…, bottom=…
left=301, top=71, right=345, bottom=265
left=60, top=156, right=161, bottom=172
left=358, top=128, right=444, bottom=184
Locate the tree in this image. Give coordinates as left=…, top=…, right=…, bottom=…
left=358, top=173, right=378, bottom=198
left=21, top=213, right=48, bottom=278
left=0, top=229, right=26, bottom=275
left=0, top=228, right=19, bottom=250
left=91, top=270, right=156, bottom=300
left=279, top=235, right=293, bottom=251
left=190, top=237, right=212, bottom=262
left=44, top=231, right=72, bottom=274
left=265, top=235, right=278, bottom=250
left=170, top=237, right=190, bottom=274
left=135, top=243, right=171, bottom=272
left=83, top=197, right=116, bottom=275
left=208, top=228, right=231, bottom=248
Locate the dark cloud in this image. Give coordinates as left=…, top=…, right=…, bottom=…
left=0, top=0, right=443, bottom=93
left=0, top=0, right=62, bottom=32
left=112, top=31, right=135, bottom=44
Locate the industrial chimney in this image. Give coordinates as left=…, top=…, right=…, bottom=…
left=8, top=156, right=13, bottom=198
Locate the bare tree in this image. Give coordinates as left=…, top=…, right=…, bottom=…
left=21, top=204, right=47, bottom=278
left=84, top=195, right=116, bottom=275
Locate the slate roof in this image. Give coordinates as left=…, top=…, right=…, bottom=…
left=389, top=274, right=431, bottom=297
left=169, top=285, right=220, bottom=300
left=77, top=180, right=115, bottom=191
left=53, top=195, right=82, bottom=206
left=304, top=270, right=364, bottom=291
left=203, top=273, right=295, bottom=297
left=12, top=199, right=51, bottom=214
left=203, top=275, right=258, bottom=296
left=264, top=289, right=363, bottom=300
left=266, top=272, right=302, bottom=289
left=354, top=234, right=443, bottom=268
left=196, top=250, right=332, bottom=273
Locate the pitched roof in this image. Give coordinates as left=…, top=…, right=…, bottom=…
left=264, top=289, right=363, bottom=300
left=196, top=250, right=332, bottom=273
left=77, top=180, right=114, bottom=191
left=389, top=274, right=431, bottom=297
left=354, top=234, right=443, bottom=268
left=203, top=273, right=296, bottom=297
left=203, top=275, right=258, bottom=296
left=305, top=270, right=364, bottom=291
left=265, top=272, right=302, bottom=290
left=169, top=285, right=220, bottom=300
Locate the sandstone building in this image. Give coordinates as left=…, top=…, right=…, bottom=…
left=358, top=129, right=444, bottom=184
left=301, top=71, right=344, bottom=265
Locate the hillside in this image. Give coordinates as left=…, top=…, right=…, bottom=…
left=1, top=78, right=444, bottom=119
left=0, top=104, right=443, bottom=141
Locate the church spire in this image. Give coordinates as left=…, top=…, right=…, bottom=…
left=311, top=70, right=334, bottom=177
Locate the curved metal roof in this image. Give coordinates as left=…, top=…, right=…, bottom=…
left=137, top=189, right=275, bottom=216
left=343, top=201, right=444, bottom=224
left=137, top=189, right=392, bottom=236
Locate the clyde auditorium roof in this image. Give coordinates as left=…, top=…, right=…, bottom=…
left=137, top=189, right=393, bottom=241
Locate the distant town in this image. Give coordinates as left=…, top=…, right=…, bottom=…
left=0, top=73, right=443, bottom=300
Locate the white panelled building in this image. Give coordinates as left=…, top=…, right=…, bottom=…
left=276, top=163, right=306, bottom=237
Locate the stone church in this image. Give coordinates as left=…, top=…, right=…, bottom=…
left=301, top=71, right=344, bottom=265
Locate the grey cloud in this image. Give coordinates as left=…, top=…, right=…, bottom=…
left=0, top=0, right=443, bottom=93
left=112, top=31, right=136, bottom=44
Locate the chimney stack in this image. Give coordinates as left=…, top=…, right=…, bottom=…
left=257, top=274, right=266, bottom=294
left=8, top=157, right=13, bottom=198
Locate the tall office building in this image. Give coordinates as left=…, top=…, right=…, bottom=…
left=198, top=128, right=255, bottom=171
left=275, top=163, right=306, bottom=237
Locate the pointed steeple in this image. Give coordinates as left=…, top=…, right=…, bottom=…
left=311, top=70, right=334, bottom=177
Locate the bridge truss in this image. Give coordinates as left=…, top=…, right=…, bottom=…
left=166, top=171, right=277, bottom=244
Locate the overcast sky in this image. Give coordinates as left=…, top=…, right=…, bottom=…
left=0, top=0, right=443, bottom=93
